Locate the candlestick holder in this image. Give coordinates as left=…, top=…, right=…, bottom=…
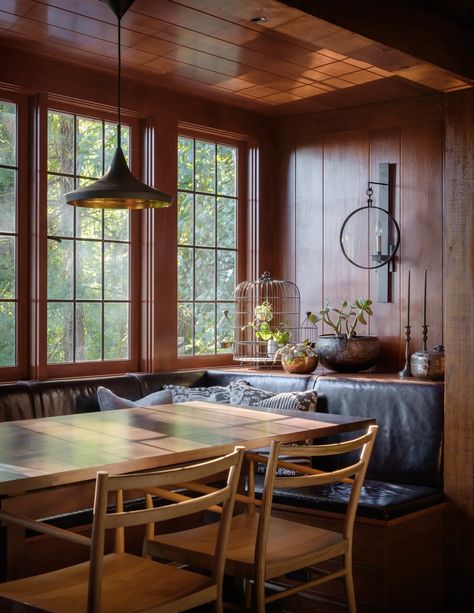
left=399, top=325, right=412, bottom=378
left=422, top=324, right=429, bottom=352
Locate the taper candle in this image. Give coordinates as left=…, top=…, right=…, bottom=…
left=423, top=268, right=427, bottom=327
left=407, top=270, right=411, bottom=326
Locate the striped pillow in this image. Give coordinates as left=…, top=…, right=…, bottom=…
left=256, top=391, right=317, bottom=412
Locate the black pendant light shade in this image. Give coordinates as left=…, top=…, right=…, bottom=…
left=65, top=147, right=173, bottom=209
left=65, top=0, right=173, bottom=209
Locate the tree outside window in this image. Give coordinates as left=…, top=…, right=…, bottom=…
left=47, top=111, right=131, bottom=364
left=177, top=136, right=238, bottom=356
left=0, top=101, right=17, bottom=367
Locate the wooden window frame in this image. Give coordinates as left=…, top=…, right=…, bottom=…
left=174, top=125, right=250, bottom=370
left=37, top=97, right=141, bottom=379
left=0, top=90, right=28, bottom=382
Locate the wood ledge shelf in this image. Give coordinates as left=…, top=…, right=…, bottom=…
left=211, top=365, right=444, bottom=385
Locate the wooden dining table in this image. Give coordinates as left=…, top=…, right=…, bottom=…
left=0, top=400, right=374, bottom=578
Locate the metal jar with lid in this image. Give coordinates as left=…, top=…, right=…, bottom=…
left=410, top=345, right=445, bottom=380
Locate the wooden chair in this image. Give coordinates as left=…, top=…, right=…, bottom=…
left=145, top=425, right=378, bottom=612
left=0, top=446, right=245, bottom=613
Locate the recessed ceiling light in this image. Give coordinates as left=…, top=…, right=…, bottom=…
left=251, top=15, right=270, bottom=23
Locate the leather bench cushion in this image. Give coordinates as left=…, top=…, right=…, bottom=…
left=254, top=475, right=445, bottom=521
left=25, top=376, right=142, bottom=418
left=314, top=377, right=444, bottom=488
left=205, top=370, right=312, bottom=392
left=0, top=383, right=36, bottom=421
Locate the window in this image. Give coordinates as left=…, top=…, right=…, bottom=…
left=177, top=136, right=238, bottom=356
left=0, top=101, right=17, bottom=367
left=47, top=111, right=131, bottom=364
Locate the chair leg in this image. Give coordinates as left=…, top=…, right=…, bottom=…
left=215, top=596, right=224, bottom=613
left=344, top=554, right=357, bottom=613
left=253, top=576, right=266, bottom=613
left=243, top=578, right=252, bottom=610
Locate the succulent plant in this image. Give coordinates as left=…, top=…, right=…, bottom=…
left=309, top=298, right=373, bottom=339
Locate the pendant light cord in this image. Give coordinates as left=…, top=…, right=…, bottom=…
left=117, top=15, right=122, bottom=149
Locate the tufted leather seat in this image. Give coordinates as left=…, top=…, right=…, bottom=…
left=255, top=476, right=445, bottom=521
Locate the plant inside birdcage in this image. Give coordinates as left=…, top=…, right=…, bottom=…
left=234, top=272, right=301, bottom=364
left=241, top=301, right=291, bottom=343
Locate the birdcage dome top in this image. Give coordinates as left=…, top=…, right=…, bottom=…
left=235, top=271, right=300, bottom=300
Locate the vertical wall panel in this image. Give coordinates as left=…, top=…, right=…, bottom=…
left=369, top=126, right=402, bottom=369
left=401, top=120, right=444, bottom=355
left=323, top=131, right=369, bottom=331
left=276, top=141, right=296, bottom=282
left=295, top=139, right=323, bottom=317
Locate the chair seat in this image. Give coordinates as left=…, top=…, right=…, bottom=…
left=150, top=513, right=346, bottom=580
left=0, top=553, right=215, bottom=613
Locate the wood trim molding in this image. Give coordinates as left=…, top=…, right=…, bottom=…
left=273, top=94, right=445, bottom=141
left=29, top=93, right=48, bottom=381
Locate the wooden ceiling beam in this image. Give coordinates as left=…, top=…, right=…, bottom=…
left=279, top=0, right=474, bottom=80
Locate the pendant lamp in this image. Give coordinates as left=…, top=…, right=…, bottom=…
left=66, top=0, right=173, bottom=209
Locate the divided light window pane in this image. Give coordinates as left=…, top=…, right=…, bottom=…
left=0, top=101, right=17, bottom=367
left=46, top=111, right=131, bottom=364
left=177, top=136, right=238, bottom=356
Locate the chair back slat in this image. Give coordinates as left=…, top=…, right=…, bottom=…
left=275, top=460, right=365, bottom=489
left=276, top=429, right=376, bottom=457
left=104, top=486, right=231, bottom=530
left=108, top=452, right=239, bottom=492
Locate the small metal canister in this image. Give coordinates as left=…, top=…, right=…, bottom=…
left=410, top=345, right=445, bottom=380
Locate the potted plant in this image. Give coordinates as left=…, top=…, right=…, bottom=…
left=309, top=298, right=380, bottom=372
left=242, top=302, right=291, bottom=358
left=274, top=340, right=318, bottom=374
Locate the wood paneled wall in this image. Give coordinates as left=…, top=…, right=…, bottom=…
left=444, top=87, right=474, bottom=609
left=273, top=96, right=444, bottom=371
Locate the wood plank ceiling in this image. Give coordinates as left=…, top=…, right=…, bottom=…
left=0, top=0, right=472, bottom=116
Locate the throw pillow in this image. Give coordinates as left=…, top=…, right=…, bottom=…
left=163, top=384, right=230, bottom=404
left=97, top=387, right=173, bottom=411
left=229, top=380, right=317, bottom=412
left=257, top=391, right=317, bottom=413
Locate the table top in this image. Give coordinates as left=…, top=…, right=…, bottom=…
left=0, top=402, right=373, bottom=497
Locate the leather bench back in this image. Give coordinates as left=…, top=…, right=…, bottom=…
left=132, top=371, right=208, bottom=396
left=132, top=370, right=311, bottom=395
left=205, top=370, right=312, bottom=392
left=0, top=383, right=36, bottom=421
left=314, top=376, right=444, bottom=488
left=24, top=376, right=142, bottom=418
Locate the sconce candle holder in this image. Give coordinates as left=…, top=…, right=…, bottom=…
left=340, top=186, right=400, bottom=270
left=339, top=163, right=399, bottom=302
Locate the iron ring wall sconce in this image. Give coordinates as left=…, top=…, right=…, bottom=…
left=339, top=181, right=400, bottom=271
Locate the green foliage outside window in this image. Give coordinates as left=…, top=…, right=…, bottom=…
left=47, top=111, right=131, bottom=364
left=177, top=136, right=238, bottom=356
left=0, top=101, right=17, bottom=367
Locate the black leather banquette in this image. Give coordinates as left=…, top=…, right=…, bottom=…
left=0, top=370, right=444, bottom=521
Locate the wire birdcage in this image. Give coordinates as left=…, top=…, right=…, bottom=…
left=234, top=272, right=302, bottom=364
